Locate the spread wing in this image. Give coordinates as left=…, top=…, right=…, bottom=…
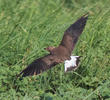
left=18, top=14, right=88, bottom=77
left=18, top=54, right=60, bottom=77
left=60, top=14, right=88, bottom=53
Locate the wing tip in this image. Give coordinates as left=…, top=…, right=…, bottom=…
left=80, top=13, right=89, bottom=23
left=16, top=70, right=25, bottom=77
left=17, top=58, right=49, bottom=77
left=82, top=13, right=89, bottom=18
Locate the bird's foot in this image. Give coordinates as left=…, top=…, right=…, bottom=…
left=64, top=56, right=81, bottom=72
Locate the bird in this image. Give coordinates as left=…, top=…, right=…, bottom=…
left=18, top=14, right=88, bottom=77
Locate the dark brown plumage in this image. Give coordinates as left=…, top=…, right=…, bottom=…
left=18, top=14, right=88, bottom=77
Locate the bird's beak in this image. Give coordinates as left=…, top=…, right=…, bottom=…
left=44, top=47, right=47, bottom=50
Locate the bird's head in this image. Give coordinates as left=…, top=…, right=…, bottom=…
left=44, top=46, right=55, bottom=52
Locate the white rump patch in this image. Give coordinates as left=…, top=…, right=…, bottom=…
left=64, top=56, right=80, bottom=72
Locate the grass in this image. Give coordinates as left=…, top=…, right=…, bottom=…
left=0, top=0, right=110, bottom=100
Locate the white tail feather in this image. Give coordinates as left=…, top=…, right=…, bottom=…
left=64, top=56, right=80, bottom=72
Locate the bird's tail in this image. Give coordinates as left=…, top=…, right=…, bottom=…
left=64, top=56, right=81, bottom=72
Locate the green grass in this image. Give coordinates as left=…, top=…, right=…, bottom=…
left=0, top=0, right=110, bottom=100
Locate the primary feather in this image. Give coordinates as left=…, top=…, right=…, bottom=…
left=60, top=14, right=88, bottom=53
